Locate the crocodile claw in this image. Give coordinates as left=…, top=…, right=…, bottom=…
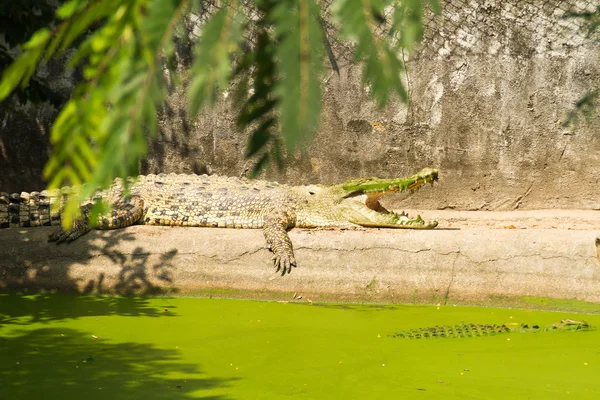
left=273, top=254, right=297, bottom=275
left=48, top=219, right=91, bottom=243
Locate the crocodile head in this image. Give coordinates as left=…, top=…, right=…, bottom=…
left=295, top=168, right=439, bottom=229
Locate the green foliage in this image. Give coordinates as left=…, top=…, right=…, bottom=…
left=0, top=0, right=437, bottom=225
left=0, top=29, right=52, bottom=100
left=563, top=6, right=600, bottom=127
left=0, top=0, right=64, bottom=106
left=564, top=5, right=600, bottom=38
left=392, top=0, right=440, bottom=51
left=237, top=27, right=281, bottom=176
left=563, top=90, right=598, bottom=127
left=189, top=4, right=245, bottom=115
left=271, top=0, right=325, bottom=151
left=332, top=0, right=436, bottom=106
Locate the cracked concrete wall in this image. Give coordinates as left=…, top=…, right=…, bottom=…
left=1, top=226, right=599, bottom=303
left=144, top=0, right=600, bottom=210
left=2, top=1, right=599, bottom=212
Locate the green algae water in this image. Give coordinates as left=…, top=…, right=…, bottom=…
left=1, top=295, right=599, bottom=399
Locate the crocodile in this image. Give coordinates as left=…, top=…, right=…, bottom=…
left=0, top=167, right=438, bottom=274
left=391, top=319, right=592, bottom=339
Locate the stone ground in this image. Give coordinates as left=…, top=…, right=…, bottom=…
left=0, top=210, right=598, bottom=307
left=405, top=209, right=600, bottom=230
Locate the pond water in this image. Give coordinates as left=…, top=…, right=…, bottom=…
left=0, top=294, right=599, bottom=399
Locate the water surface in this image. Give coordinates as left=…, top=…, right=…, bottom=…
left=0, top=294, right=598, bottom=399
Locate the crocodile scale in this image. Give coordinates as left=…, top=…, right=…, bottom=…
left=391, top=319, right=591, bottom=339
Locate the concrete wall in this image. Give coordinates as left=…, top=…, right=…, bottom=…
left=2, top=224, right=599, bottom=305
left=146, top=0, right=600, bottom=210
left=3, top=0, right=600, bottom=211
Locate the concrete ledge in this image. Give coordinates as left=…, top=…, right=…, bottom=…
left=1, top=213, right=599, bottom=305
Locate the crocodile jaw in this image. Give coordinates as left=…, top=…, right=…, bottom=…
left=340, top=194, right=438, bottom=229
left=337, top=168, right=439, bottom=229
left=341, top=168, right=438, bottom=196
left=294, top=168, right=439, bottom=229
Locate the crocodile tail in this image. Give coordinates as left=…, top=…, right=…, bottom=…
left=0, top=189, right=64, bottom=229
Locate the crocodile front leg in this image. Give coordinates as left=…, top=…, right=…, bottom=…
left=48, top=202, right=94, bottom=243
left=263, top=209, right=297, bottom=275
left=49, top=196, right=144, bottom=243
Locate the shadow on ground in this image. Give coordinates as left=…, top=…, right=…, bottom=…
left=0, top=293, right=170, bottom=328
left=0, top=327, right=235, bottom=400
left=0, top=226, right=183, bottom=325
left=1, top=227, right=178, bottom=295
left=0, top=229, right=236, bottom=399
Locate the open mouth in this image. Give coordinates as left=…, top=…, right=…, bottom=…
left=351, top=193, right=438, bottom=229
left=344, top=171, right=439, bottom=229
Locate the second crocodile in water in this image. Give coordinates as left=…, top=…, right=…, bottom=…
left=1, top=168, right=439, bottom=274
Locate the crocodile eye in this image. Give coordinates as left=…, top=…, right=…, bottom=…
left=308, top=191, right=315, bottom=195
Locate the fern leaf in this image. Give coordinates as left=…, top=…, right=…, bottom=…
left=271, top=0, right=325, bottom=152
left=427, top=0, right=441, bottom=14
left=56, top=0, right=88, bottom=19
left=189, top=6, right=244, bottom=116
left=0, top=29, right=50, bottom=101
left=333, top=0, right=433, bottom=107
left=391, top=0, right=426, bottom=51
left=143, top=0, right=187, bottom=53
left=66, top=1, right=118, bottom=49
left=235, top=28, right=280, bottom=171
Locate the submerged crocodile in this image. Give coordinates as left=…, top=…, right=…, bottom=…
left=392, top=319, right=591, bottom=339
left=0, top=168, right=438, bottom=273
